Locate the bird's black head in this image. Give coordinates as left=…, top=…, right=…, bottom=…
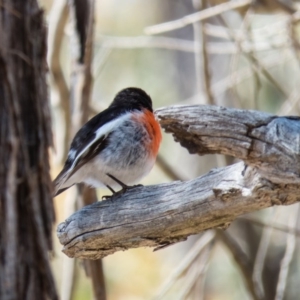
left=110, top=87, right=153, bottom=112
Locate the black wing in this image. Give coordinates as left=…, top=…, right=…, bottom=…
left=53, top=106, right=126, bottom=196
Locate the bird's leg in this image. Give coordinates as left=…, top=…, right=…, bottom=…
left=106, top=173, right=128, bottom=189
left=102, top=184, right=116, bottom=200
left=102, top=173, right=143, bottom=200
left=106, top=173, right=143, bottom=192
left=106, top=185, right=116, bottom=194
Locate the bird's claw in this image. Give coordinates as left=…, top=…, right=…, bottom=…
left=102, top=184, right=143, bottom=201
left=102, top=194, right=112, bottom=200
left=123, top=184, right=143, bottom=191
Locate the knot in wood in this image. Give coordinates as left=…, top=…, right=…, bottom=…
left=213, top=185, right=242, bottom=202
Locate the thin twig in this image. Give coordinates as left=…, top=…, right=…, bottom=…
left=289, top=12, right=300, bottom=68
left=200, top=34, right=215, bottom=104
left=203, top=19, right=289, bottom=41
left=92, top=47, right=112, bottom=78
left=228, top=18, right=244, bottom=108
left=156, top=154, right=185, bottom=181
left=79, top=0, right=95, bottom=125
left=50, top=1, right=78, bottom=298
left=48, top=0, right=71, bottom=162
left=94, top=35, right=289, bottom=55
left=179, top=51, right=294, bottom=105
left=60, top=188, right=78, bottom=300
left=217, top=15, right=289, bottom=99
left=217, top=230, right=263, bottom=300
left=200, top=0, right=215, bottom=105
left=154, top=231, right=216, bottom=300
left=192, top=255, right=207, bottom=300
left=192, top=0, right=202, bottom=96
left=252, top=208, right=278, bottom=299
left=278, top=89, right=300, bottom=116
left=144, top=0, right=252, bottom=35
left=67, top=1, right=106, bottom=299
left=275, top=205, right=300, bottom=300
left=238, top=216, right=300, bottom=237
left=242, top=8, right=261, bottom=109
left=76, top=0, right=107, bottom=299
left=178, top=243, right=213, bottom=300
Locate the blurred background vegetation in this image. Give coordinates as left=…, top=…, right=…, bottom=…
left=39, top=0, right=300, bottom=299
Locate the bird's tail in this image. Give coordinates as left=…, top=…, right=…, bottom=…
left=53, top=167, right=72, bottom=197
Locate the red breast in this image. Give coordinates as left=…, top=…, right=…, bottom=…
left=132, top=109, right=162, bottom=158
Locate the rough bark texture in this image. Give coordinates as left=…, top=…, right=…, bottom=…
left=0, top=1, right=57, bottom=299
left=57, top=105, right=300, bottom=260
left=157, top=105, right=300, bottom=183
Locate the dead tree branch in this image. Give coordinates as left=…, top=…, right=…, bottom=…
left=157, top=105, right=300, bottom=183
left=57, top=105, right=300, bottom=260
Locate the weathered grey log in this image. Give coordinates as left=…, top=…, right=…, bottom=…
left=57, top=105, right=300, bottom=259
left=156, top=105, right=300, bottom=183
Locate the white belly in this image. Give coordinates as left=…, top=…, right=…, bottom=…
left=79, top=154, right=155, bottom=189
left=62, top=115, right=157, bottom=190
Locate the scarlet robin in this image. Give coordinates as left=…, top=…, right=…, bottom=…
left=53, top=87, right=162, bottom=197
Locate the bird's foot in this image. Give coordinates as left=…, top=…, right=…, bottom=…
left=123, top=184, right=143, bottom=190
left=101, top=177, right=143, bottom=201
left=106, top=173, right=143, bottom=191
left=102, top=185, right=115, bottom=200
left=101, top=188, right=128, bottom=201
left=119, top=183, right=143, bottom=194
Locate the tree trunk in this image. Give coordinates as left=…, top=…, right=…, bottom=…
left=0, top=1, right=57, bottom=299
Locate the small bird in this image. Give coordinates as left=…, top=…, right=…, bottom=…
left=53, top=87, right=162, bottom=197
